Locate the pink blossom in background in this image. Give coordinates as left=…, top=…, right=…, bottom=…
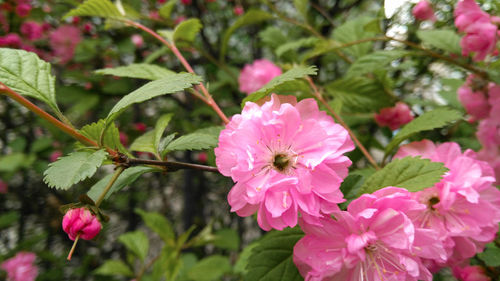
left=15, top=3, right=31, bottom=17
left=181, top=0, right=192, bottom=4
left=238, top=59, right=282, bottom=94
left=49, top=25, right=82, bottom=64
left=215, top=94, right=354, bottom=230
left=62, top=208, right=101, bottom=240
left=0, top=180, right=7, bottom=194
left=454, top=0, right=490, bottom=32
left=374, top=102, right=414, bottom=130
left=49, top=150, right=63, bottom=162
left=174, top=16, right=186, bottom=25
left=452, top=265, right=491, bottom=281
left=460, top=22, right=498, bottom=61
left=0, top=252, right=38, bottom=281
left=120, top=132, right=129, bottom=147
left=198, top=152, right=208, bottom=163
left=133, top=122, right=147, bottom=133
left=0, top=33, right=21, bottom=48
left=20, top=21, right=44, bottom=40
left=234, top=5, right=244, bottom=16
left=458, top=76, right=490, bottom=122
left=413, top=0, right=436, bottom=21
left=131, top=34, right=144, bottom=48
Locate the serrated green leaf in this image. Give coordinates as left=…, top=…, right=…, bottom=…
left=221, top=10, right=274, bottom=60
left=385, top=108, right=462, bottom=155
left=135, top=209, right=175, bottom=244
left=159, top=0, right=177, bottom=20
left=478, top=244, right=500, bottom=266
left=0, top=48, right=61, bottom=115
left=332, top=16, right=378, bottom=58
left=159, top=133, right=177, bottom=157
left=164, top=133, right=218, bottom=152
left=87, top=166, right=157, bottom=201
left=234, top=242, right=258, bottom=274
left=94, top=260, right=134, bottom=277
left=106, top=73, right=202, bottom=123
left=187, top=255, right=231, bottom=281
left=95, top=64, right=174, bottom=80
left=154, top=114, right=173, bottom=152
left=242, top=65, right=317, bottom=106
left=64, top=0, right=125, bottom=20
left=359, top=157, right=449, bottom=195
left=118, top=230, right=149, bottom=262
left=417, top=29, right=461, bottom=55
left=174, top=18, right=203, bottom=43
left=79, top=119, right=128, bottom=153
left=346, top=50, right=410, bottom=77
left=213, top=228, right=240, bottom=251
left=130, top=131, right=156, bottom=153
left=43, top=150, right=108, bottom=190
left=276, top=37, right=319, bottom=57
left=245, top=227, right=303, bottom=281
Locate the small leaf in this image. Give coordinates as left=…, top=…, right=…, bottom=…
left=346, top=50, right=410, bottom=77
left=154, top=114, right=174, bottom=153
left=417, top=29, right=461, bottom=55
left=385, top=108, right=463, bottom=155
left=245, top=227, right=304, bottom=281
left=275, top=37, right=319, bottom=58
left=332, top=16, right=377, bottom=58
left=164, top=133, right=218, bottom=152
left=0, top=211, right=20, bottom=229
left=87, top=166, right=157, bottom=201
left=173, top=18, right=203, bottom=43
left=79, top=119, right=128, bottom=153
left=135, top=208, right=175, bottom=244
left=221, top=10, right=274, bottom=60
left=130, top=131, right=156, bottom=154
left=0, top=48, right=60, bottom=115
left=94, top=260, right=134, bottom=277
left=159, top=0, right=177, bottom=20
left=187, top=255, right=231, bottom=281
left=43, top=150, right=107, bottom=190
left=118, top=230, right=149, bottom=262
left=0, top=153, right=28, bottom=172
left=242, top=65, right=317, bottom=106
left=213, top=228, right=240, bottom=251
left=95, top=64, right=174, bottom=80
left=478, top=244, right=500, bottom=266
left=64, top=0, right=125, bottom=20
left=106, top=73, right=202, bottom=123
left=359, top=156, right=449, bottom=195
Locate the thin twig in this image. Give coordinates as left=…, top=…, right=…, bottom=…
left=127, top=158, right=219, bottom=173
left=95, top=166, right=126, bottom=207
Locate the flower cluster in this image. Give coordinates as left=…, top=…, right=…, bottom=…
left=293, top=140, right=500, bottom=280
left=0, top=252, right=38, bottom=281
left=374, top=102, right=414, bottom=130
left=454, top=0, right=500, bottom=61
left=215, top=94, right=354, bottom=230
left=238, top=59, right=282, bottom=95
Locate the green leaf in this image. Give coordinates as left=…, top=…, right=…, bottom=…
left=234, top=242, right=258, bottom=274
left=478, top=244, right=500, bottom=266
left=294, top=0, right=308, bottom=21
left=332, top=16, right=378, bottom=58
left=130, top=131, right=156, bottom=153
left=0, top=211, right=20, bottom=229
left=135, top=208, right=175, bottom=244
left=95, top=64, right=174, bottom=80
left=154, top=114, right=174, bottom=153
left=346, top=50, right=410, bottom=77
left=213, top=228, right=240, bottom=251
left=359, top=157, right=449, bottom=195
left=385, top=108, right=463, bottom=155
left=118, top=230, right=149, bottom=262
left=64, top=0, right=125, bottom=20
left=0, top=48, right=60, bottom=115
left=245, top=227, right=303, bottom=281
left=174, top=18, right=203, bottom=43
left=43, top=150, right=107, bottom=190
left=159, top=0, right=177, bottom=20
left=87, top=166, right=156, bottom=201
left=187, top=255, right=231, bottom=281
left=417, top=29, right=461, bottom=55
left=221, top=10, right=274, bottom=60
left=79, top=119, right=128, bottom=153
left=0, top=153, right=29, bottom=172
left=275, top=37, right=319, bottom=58
left=106, top=73, right=202, bottom=123
left=242, top=65, right=317, bottom=106
left=94, top=260, right=134, bottom=277
left=163, top=132, right=218, bottom=152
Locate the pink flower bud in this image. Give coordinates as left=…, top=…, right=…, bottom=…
left=133, top=122, right=147, bottom=133
left=374, top=102, right=414, bottom=130
left=181, top=0, right=192, bottom=5
left=20, top=21, right=44, bottom=41
left=234, top=5, right=244, bottom=16
left=72, top=16, right=81, bottom=25
left=83, top=23, right=93, bottom=33
left=62, top=208, right=101, bottom=241
left=458, top=76, right=491, bottom=121
left=238, top=59, right=282, bottom=94
left=412, top=0, right=436, bottom=21
left=131, top=34, right=144, bottom=48
left=198, top=152, right=207, bottom=163
left=174, top=16, right=186, bottom=25
left=149, top=11, right=160, bottom=20
left=0, top=252, right=38, bottom=281
left=15, top=3, right=31, bottom=17
left=50, top=150, right=63, bottom=162
left=452, top=265, right=490, bottom=281
left=120, top=132, right=129, bottom=147
left=461, top=22, right=498, bottom=61
left=0, top=180, right=7, bottom=194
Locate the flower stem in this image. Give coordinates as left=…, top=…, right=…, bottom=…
left=67, top=233, right=81, bottom=261
left=95, top=166, right=126, bottom=208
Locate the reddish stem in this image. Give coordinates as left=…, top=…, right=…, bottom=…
left=67, top=233, right=81, bottom=261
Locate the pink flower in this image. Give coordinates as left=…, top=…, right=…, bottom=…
left=460, top=22, right=498, bottom=61
left=374, top=102, right=414, bottom=130
left=294, top=187, right=442, bottom=281
left=1, top=252, right=38, bottom=281
left=62, top=208, right=101, bottom=240
left=234, top=5, right=244, bottom=16
left=215, top=94, right=354, bottom=230
left=0, top=180, right=7, bottom=194
left=458, top=76, right=491, bottom=122
left=454, top=0, right=490, bottom=32
left=413, top=1, right=436, bottom=21
left=131, top=34, right=144, bottom=48
left=15, top=3, right=31, bottom=17
left=238, top=59, right=282, bottom=95
left=49, top=25, right=82, bottom=64
left=452, top=265, right=491, bottom=281
left=198, top=152, right=208, bottom=163
left=120, top=132, right=128, bottom=147
left=20, top=21, right=43, bottom=40
left=50, top=150, right=63, bottom=162
left=0, top=33, right=21, bottom=48
left=181, top=0, right=192, bottom=4
left=477, top=119, right=500, bottom=149
left=133, top=122, right=147, bottom=133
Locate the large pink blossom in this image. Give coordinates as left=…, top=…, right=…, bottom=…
left=20, top=21, right=43, bottom=41
left=238, top=59, right=282, bottom=94
left=1, top=252, right=38, bottom=281
left=413, top=0, right=436, bottom=22
left=374, top=102, right=414, bottom=130
left=293, top=187, right=444, bottom=281
left=62, top=207, right=101, bottom=240
left=215, top=94, right=354, bottom=230
left=452, top=265, right=491, bottom=281
left=454, top=0, right=490, bottom=32
left=460, top=22, right=498, bottom=62
left=394, top=140, right=500, bottom=266
left=49, top=25, right=82, bottom=64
